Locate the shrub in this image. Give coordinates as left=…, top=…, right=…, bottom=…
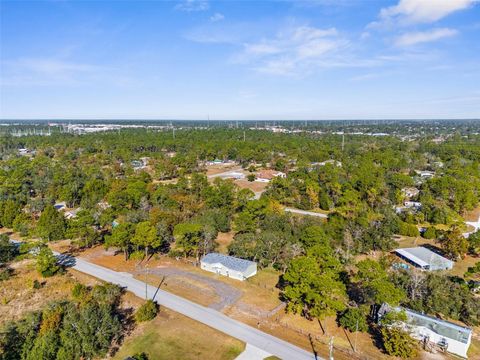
left=132, top=353, right=149, bottom=360
left=338, top=307, right=368, bottom=332
left=380, top=327, right=418, bottom=358
left=36, top=246, right=60, bottom=277
left=247, top=174, right=256, bottom=182
left=422, top=227, right=437, bottom=239
left=135, top=300, right=158, bottom=322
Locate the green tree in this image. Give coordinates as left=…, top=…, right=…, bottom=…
left=438, top=227, right=469, bottom=260
left=132, top=221, right=161, bottom=258
left=467, top=230, right=480, bottom=256
left=355, top=259, right=405, bottom=306
left=283, top=255, right=347, bottom=329
left=338, top=307, right=368, bottom=332
left=0, top=233, right=18, bottom=263
left=36, top=246, right=60, bottom=277
left=135, top=300, right=158, bottom=322
left=173, top=223, right=204, bottom=260
left=105, top=223, right=134, bottom=260
left=36, top=205, right=66, bottom=241
left=380, top=327, right=418, bottom=358
left=1, top=200, right=22, bottom=228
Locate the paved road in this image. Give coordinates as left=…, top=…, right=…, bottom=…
left=284, top=207, right=328, bottom=218
left=64, top=255, right=316, bottom=360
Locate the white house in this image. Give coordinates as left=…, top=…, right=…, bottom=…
left=311, top=160, right=342, bottom=168
left=255, top=169, right=286, bottom=183
left=378, top=304, right=472, bottom=358
left=404, top=201, right=422, bottom=210
left=415, top=170, right=435, bottom=179
left=200, top=253, right=257, bottom=281
left=395, top=247, right=453, bottom=271
left=64, top=208, right=82, bottom=219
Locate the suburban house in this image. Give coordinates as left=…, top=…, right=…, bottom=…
left=402, top=187, right=420, bottom=199
left=200, top=253, right=257, bottom=281
left=395, top=247, right=453, bottom=271
left=64, top=208, right=82, bottom=219
left=378, top=304, right=472, bottom=358
left=217, top=171, right=245, bottom=180
left=255, top=169, right=286, bottom=182
left=404, top=201, right=422, bottom=210
left=54, top=202, right=66, bottom=211
left=415, top=170, right=435, bottom=179
left=311, top=159, right=342, bottom=168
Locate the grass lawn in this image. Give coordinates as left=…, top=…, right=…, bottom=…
left=112, top=309, right=245, bottom=360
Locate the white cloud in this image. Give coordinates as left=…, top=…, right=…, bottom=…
left=237, top=26, right=349, bottom=75
left=210, top=13, right=224, bottom=22
left=175, top=0, right=209, bottom=12
left=372, top=0, right=475, bottom=27
left=395, top=28, right=458, bottom=46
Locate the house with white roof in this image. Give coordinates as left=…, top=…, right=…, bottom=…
left=395, top=247, right=453, bottom=271
left=378, top=304, right=472, bottom=358
left=200, top=253, right=257, bottom=281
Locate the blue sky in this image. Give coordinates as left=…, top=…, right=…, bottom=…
left=1, top=0, right=479, bottom=120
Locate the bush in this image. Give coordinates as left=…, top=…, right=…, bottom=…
left=338, top=307, right=368, bottom=332
left=132, top=353, right=149, bottom=360
left=398, top=221, right=419, bottom=237
left=247, top=174, right=256, bottom=182
left=129, top=250, right=145, bottom=261
left=380, top=327, right=418, bottom=358
left=36, top=246, right=60, bottom=277
left=423, top=227, right=436, bottom=239
left=0, top=267, right=13, bottom=281
left=135, top=300, right=158, bottom=322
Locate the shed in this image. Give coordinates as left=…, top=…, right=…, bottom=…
left=378, top=304, right=472, bottom=358
left=395, top=247, right=453, bottom=271
left=200, top=253, right=257, bottom=281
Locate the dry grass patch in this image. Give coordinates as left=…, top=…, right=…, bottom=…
left=112, top=308, right=245, bottom=360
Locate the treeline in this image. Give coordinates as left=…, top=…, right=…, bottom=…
left=0, top=283, right=125, bottom=360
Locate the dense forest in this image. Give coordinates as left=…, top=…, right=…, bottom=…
left=1, top=122, right=480, bottom=358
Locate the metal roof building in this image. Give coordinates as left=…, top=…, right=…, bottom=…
left=200, top=253, right=257, bottom=281
left=379, top=304, right=472, bottom=358
left=395, top=247, right=453, bottom=271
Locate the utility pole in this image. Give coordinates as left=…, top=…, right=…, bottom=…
left=354, top=319, right=359, bottom=353
left=329, top=336, right=334, bottom=360
left=145, top=263, right=149, bottom=300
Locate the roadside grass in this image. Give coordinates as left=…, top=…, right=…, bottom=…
left=112, top=309, right=245, bottom=360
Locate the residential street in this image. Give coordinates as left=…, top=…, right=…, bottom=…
left=284, top=207, right=328, bottom=218
left=63, top=254, right=316, bottom=360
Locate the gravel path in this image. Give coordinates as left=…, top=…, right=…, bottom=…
left=140, top=267, right=243, bottom=311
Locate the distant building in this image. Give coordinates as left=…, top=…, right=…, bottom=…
left=200, top=253, right=257, bottom=281
left=255, top=169, right=286, bottom=182
left=378, top=304, right=472, bottom=358
left=54, top=202, right=66, bottom=211
left=395, top=247, right=453, bottom=271
left=64, top=208, right=82, bottom=219
left=415, top=170, right=435, bottom=179
left=402, top=187, right=420, bottom=199
left=218, top=171, right=245, bottom=180
left=310, top=160, right=342, bottom=168
left=404, top=201, right=422, bottom=210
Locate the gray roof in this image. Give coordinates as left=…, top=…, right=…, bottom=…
left=395, top=247, right=453, bottom=268
left=403, top=308, right=472, bottom=344
left=201, top=253, right=256, bottom=272
left=379, top=304, right=472, bottom=344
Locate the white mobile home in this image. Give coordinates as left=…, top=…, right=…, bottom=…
left=379, top=304, right=472, bottom=358
left=200, top=253, right=257, bottom=281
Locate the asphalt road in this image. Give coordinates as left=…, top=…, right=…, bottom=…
left=284, top=207, right=328, bottom=218
left=65, top=255, right=317, bottom=360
